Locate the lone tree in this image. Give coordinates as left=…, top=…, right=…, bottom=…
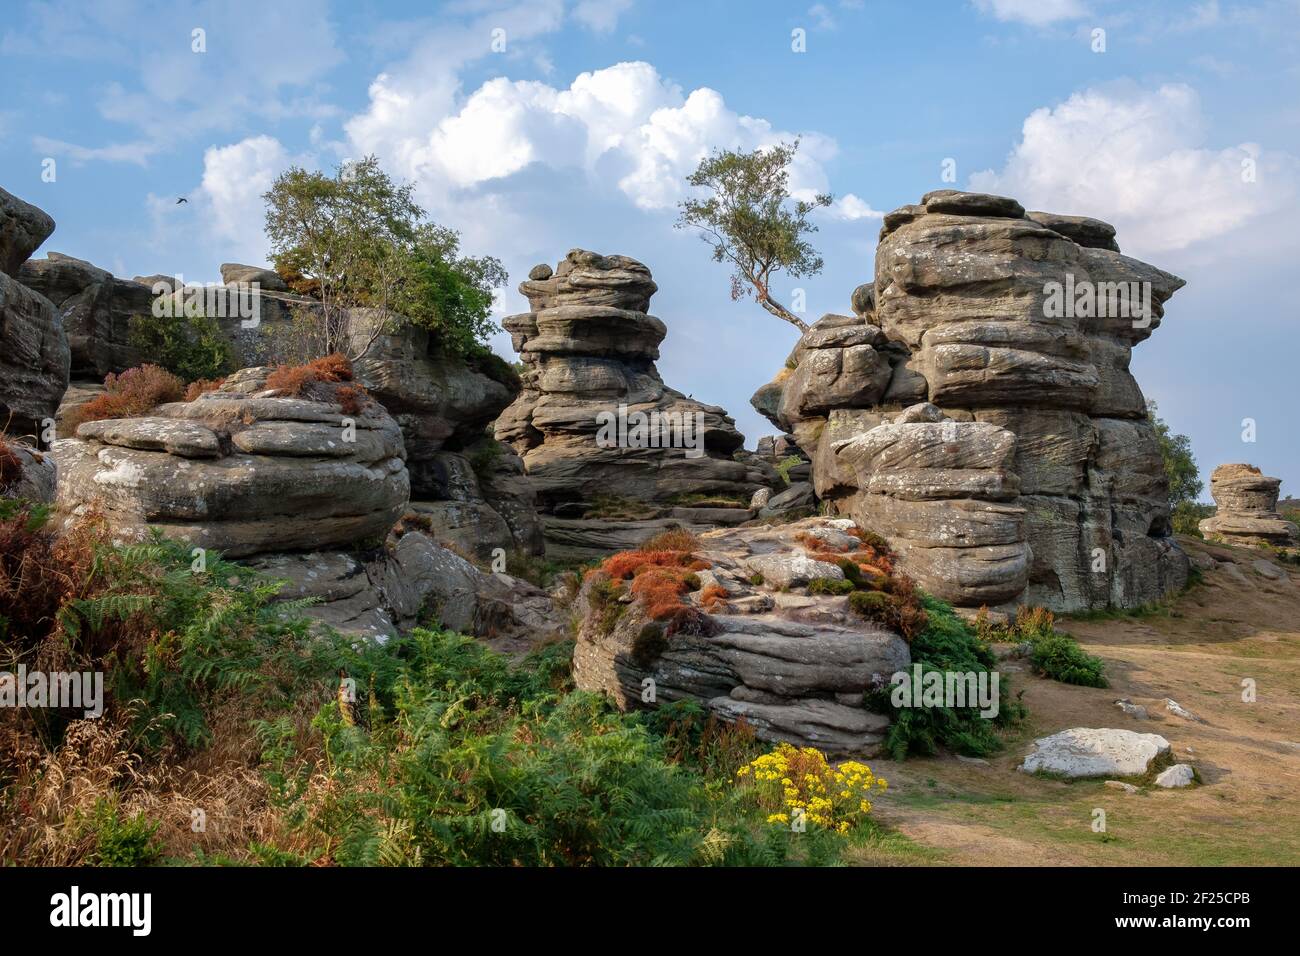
left=1147, top=400, right=1207, bottom=535
left=263, top=156, right=505, bottom=361
left=676, top=140, right=830, bottom=333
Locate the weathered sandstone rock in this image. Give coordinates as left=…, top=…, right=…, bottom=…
left=51, top=367, right=408, bottom=557
left=1199, top=463, right=1298, bottom=548
left=0, top=185, right=55, bottom=278
left=496, top=249, right=773, bottom=557
left=752, top=190, right=1190, bottom=612
left=1019, top=728, right=1171, bottom=778
left=572, top=517, right=911, bottom=754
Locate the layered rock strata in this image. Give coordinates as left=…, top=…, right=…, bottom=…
left=573, top=517, right=911, bottom=754
left=1199, top=463, right=1298, bottom=548
left=496, top=249, right=773, bottom=558
left=752, top=190, right=1189, bottom=611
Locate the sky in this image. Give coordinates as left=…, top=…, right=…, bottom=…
left=1, top=0, right=1297, bottom=501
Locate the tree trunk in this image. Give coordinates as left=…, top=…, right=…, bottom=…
left=758, top=294, right=809, bottom=333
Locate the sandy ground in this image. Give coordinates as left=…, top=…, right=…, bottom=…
left=852, top=536, right=1300, bottom=866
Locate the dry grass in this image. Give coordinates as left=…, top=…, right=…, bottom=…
left=0, top=436, right=22, bottom=492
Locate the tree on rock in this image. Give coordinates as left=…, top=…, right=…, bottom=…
left=1147, top=400, right=1206, bottom=534
left=263, top=156, right=506, bottom=361
left=676, top=141, right=830, bottom=333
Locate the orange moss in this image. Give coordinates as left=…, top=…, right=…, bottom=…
left=700, top=583, right=729, bottom=610
left=601, top=548, right=709, bottom=581
left=183, top=378, right=225, bottom=402
left=266, top=353, right=354, bottom=396
left=64, top=365, right=185, bottom=432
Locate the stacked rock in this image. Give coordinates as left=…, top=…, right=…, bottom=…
left=1199, top=463, right=1298, bottom=548
left=752, top=190, right=1190, bottom=612
left=496, top=249, right=773, bottom=559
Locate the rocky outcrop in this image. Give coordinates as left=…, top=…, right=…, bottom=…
left=572, top=517, right=912, bottom=754
left=19, top=252, right=313, bottom=380
left=1, top=186, right=55, bottom=279
left=752, top=190, right=1190, bottom=612
left=496, top=249, right=773, bottom=558
left=52, top=367, right=409, bottom=557
left=347, top=310, right=543, bottom=557
left=249, top=528, right=562, bottom=649
left=0, top=188, right=69, bottom=440
left=1199, top=463, right=1298, bottom=548
left=1, top=440, right=57, bottom=503
left=835, top=403, right=1030, bottom=607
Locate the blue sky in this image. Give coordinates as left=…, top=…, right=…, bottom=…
left=2, top=0, right=1298, bottom=500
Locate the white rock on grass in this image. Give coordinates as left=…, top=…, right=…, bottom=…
left=1163, top=698, right=1203, bottom=722
left=1019, top=728, right=1171, bottom=779
left=1154, top=764, right=1196, bottom=788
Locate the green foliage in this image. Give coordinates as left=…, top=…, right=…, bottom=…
left=127, top=312, right=234, bottom=383
left=1147, top=401, right=1203, bottom=510
left=868, top=597, right=1024, bottom=760
left=263, top=156, right=506, bottom=359
left=82, top=800, right=163, bottom=867
left=1173, top=500, right=1214, bottom=537
left=775, top=454, right=803, bottom=485
left=676, top=140, right=830, bottom=332
left=1028, top=633, right=1108, bottom=688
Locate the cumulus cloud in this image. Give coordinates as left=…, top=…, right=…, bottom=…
left=971, top=0, right=1088, bottom=26
left=351, top=59, right=862, bottom=216
left=969, top=83, right=1295, bottom=254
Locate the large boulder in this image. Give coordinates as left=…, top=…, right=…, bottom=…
left=1019, top=728, right=1171, bottom=779
left=0, top=188, right=68, bottom=440
left=495, top=250, right=773, bottom=556
left=751, top=190, right=1190, bottom=612
left=250, top=528, right=563, bottom=651
left=572, top=517, right=911, bottom=755
left=0, top=186, right=55, bottom=278
left=51, top=367, right=409, bottom=557
left=1200, top=463, right=1298, bottom=548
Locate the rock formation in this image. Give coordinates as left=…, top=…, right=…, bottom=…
left=52, top=367, right=410, bottom=557
left=496, top=249, right=774, bottom=559
left=1199, top=463, right=1298, bottom=548
left=19, top=251, right=311, bottom=380
left=836, top=403, right=1030, bottom=607
left=573, top=517, right=912, bottom=754
left=347, top=311, right=543, bottom=558
left=51, top=366, right=556, bottom=643
left=753, top=190, right=1190, bottom=612
left=0, top=188, right=69, bottom=440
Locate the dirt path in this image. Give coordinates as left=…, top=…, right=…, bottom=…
left=852, top=537, right=1300, bottom=866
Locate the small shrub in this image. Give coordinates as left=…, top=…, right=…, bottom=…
left=736, top=743, right=886, bottom=833
left=64, top=365, right=185, bottom=431
left=266, top=353, right=353, bottom=396
left=82, top=799, right=164, bottom=867
left=643, top=526, right=701, bottom=552
left=127, top=312, right=234, bottom=383
left=1029, top=634, right=1107, bottom=688
left=183, top=377, right=225, bottom=401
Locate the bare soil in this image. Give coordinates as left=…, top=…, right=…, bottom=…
left=852, top=536, right=1300, bottom=866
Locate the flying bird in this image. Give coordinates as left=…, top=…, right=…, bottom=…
left=176, top=197, right=188, bottom=204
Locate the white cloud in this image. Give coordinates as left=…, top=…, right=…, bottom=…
left=972, top=0, right=1088, bottom=26
left=808, top=4, right=836, bottom=30
left=571, top=0, right=634, bottom=33
left=827, top=194, right=884, bottom=221
left=353, top=59, right=860, bottom=215
left=969, top=83, right=1295, bottom=254
left=31, top=135, right=161, bottom=166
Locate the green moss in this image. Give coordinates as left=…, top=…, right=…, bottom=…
left=807, top=577, right=855, bottom=596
